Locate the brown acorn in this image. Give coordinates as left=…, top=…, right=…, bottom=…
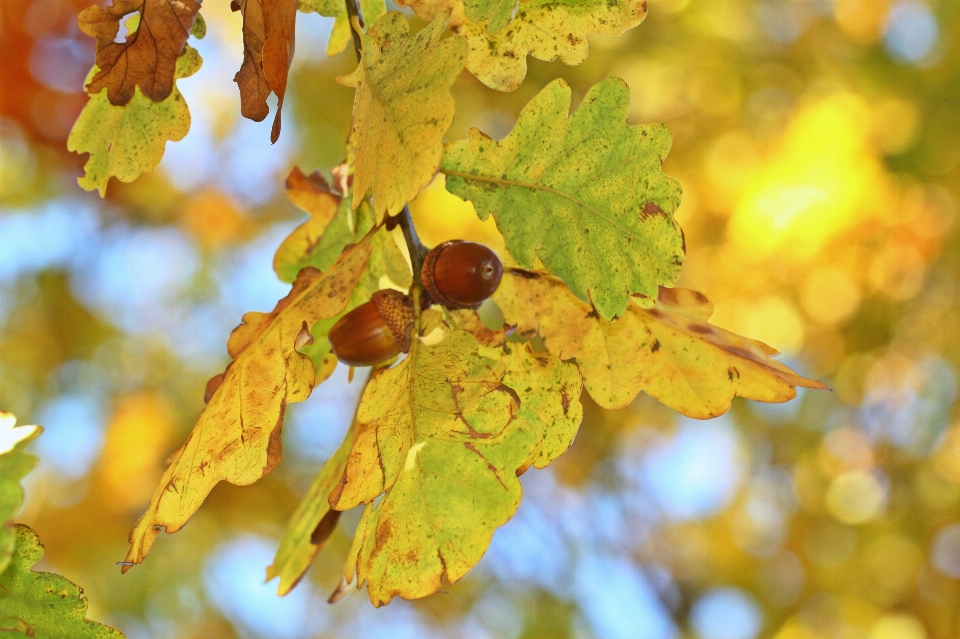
left=421, top=240, right=503, bottom=309
left=328, top=289, right=414, bottom=367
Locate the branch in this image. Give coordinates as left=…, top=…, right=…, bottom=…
left=344, top=0, right=363, bottom=62
left=399, top=205, right=428, bottom=286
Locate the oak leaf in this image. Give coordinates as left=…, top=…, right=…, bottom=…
left=122, top=236, right=376, bottom=571
left=297, top=0, right=387, bottom=56
left=78, top=0, right=200, bottom=105
left=494, top=269, right=829, bottom=418
left=234, top=0, right=298, bottom=142
left=68, top=46, right=202, bottom=196
left=266, top=403, right=358, bottom=595
left=0, top=525, right=125, bottom=638
left=0, top=412, right=40, bottom=575
left=341, top=11, right=466, bottom=218
left=273, top=166, right=411, bottom=380
left=397, top=0, right=646, bottom=90
left=481, top=343, right=583, bottom=471
left=442, top=77, right=684, bottom=321
left=330, top=318, right=535, bottom=605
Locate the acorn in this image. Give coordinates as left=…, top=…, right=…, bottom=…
left=328, top=289, right=414, bottom=367
left=421, top=240, right=503, bottom=309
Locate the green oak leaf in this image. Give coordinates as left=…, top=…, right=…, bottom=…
left=340, top=11, right=466, bottom=218
left=0, top=413, right=40, bottom=576
left=0, top=525, right=125, bottom=638
left=442, top=77, right=684, bottom=321
left=329, top=317, right=535, bottom=605
left=67, top=46, right=201, bottom=196
left=462, top=0, right=513, bottom=33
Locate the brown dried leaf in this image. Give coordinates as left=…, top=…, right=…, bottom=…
left=79, top=0, right=200, bottom=105
left=234, top=0, right=297, bottom=141
left=234, top=0, right=271, bottom=122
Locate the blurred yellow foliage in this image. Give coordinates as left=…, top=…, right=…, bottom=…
left=96, top=392, right=175, bottom=513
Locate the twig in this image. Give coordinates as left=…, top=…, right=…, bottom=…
left=398, top=205, right=428, bottom=286
left=344, top=0, right=363, bottom=62
left=342, top=0, right=428, bottom=289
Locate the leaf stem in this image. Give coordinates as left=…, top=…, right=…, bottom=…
left=344, top=0, right=363, bottom=62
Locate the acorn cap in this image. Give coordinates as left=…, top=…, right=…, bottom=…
left=370, top=289, right=415, bottom=353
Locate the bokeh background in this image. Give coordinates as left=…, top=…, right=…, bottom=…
left=2, top=0, right=960, bottom=637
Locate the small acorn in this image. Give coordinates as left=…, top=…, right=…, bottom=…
left=328, top=289, right=414, bottom=367
left=421, top=240, right=503, bottom=309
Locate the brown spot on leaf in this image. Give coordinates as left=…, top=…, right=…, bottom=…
left=509, top=268, right=540, bottom=279
left=687, top=323, right=713, bottom=335
left=463, top=442, right=506, bottom=489
left=310, top=509, right=341, bottom=545
left=640, top=201, right=665, bottom=221
left=496, top=383, right=522, bottom=408
left=204, top=373, right=225, bottom=403
left=560, top=389, right=570, bottom=415
left=650, top=339, right=661, bottom=353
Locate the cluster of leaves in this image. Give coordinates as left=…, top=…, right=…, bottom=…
left=0, top=413, right=125, bottom=638
left=65, top=0, right=826, bottom=608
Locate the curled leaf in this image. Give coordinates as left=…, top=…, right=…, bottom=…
left=235, top=0, right=298, bottom=141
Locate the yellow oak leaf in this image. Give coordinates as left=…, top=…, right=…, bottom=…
left=339, top=11, right=466, bottom=218
left=329, top=318, right=535, bottom=605
left=494, top=269, right=829, bottom=418
left=396, top=0, right=646, bottom=91
left=67, top=47, right=201, bottom=197
left=481, top=343, right=583, bottom=471
left=122, top=235, right=375, bottom=572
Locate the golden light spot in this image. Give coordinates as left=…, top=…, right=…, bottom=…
left=871, top=98, right=920, bottom=155
left=863, top=534, right=922, bottom=595
left=717, top=296, right=805, bottom=355
left=869, top=243, right=926, bottom=300
left=802, top=266, right=862, bottom=325
left=818, top=427, right=874, bottom=477
left=96, top=392, right=175, bottom=512
left=826, top=471, right=885, bottom=524
left=705, top=132, right=761, bottom=209
left=729, top=93, right=889, bottom=262
left=408, top=175, right=505, bottom=252
left=933, top=422, right=960, bottom=483
left=832, top=0, right=892, bottom=44
left=181, top=189, right=252, bottom=250
left=869, top=614, right=927, bottom=639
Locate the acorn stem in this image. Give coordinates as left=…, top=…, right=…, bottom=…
left=398, top=204, right=428, bottom=287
